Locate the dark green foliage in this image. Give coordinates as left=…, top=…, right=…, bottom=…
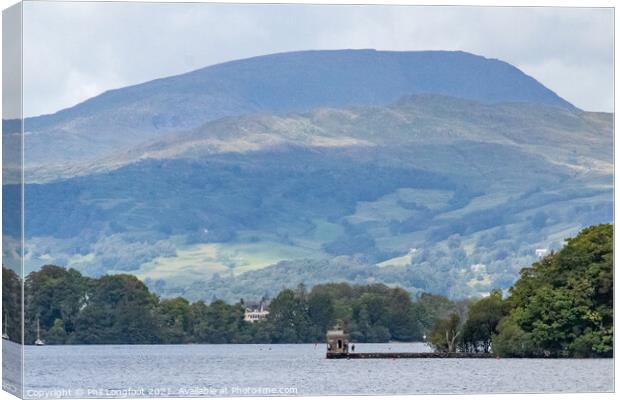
left=251, top=283, right=430, bottom=343
left=416, top=293, right=457, bottom=327
left=14, top=266, right=438, bottom=345
left=157, top=297, right=191, bottom=343
left=427, top=224, right=613, bottom=358
left=71, top=274, right=160, bottom=344
left=385, top=288, right=423, bottom=341
left=2, top=266, right=22, bottom=342
left=429, top=313, right=463, bottom=352
left=307, top=290, right=335, bottom=335
left=24, top=265, right=90, bottom=344
left=266, top=288, right=311, bottom=343
left=426, top=297, right=471, bottom=352
left=194, top=300, right=247, bottom=344
left=46, top=319, right=68, bottom=344
left=491, top=317, right=534, bottom=357
left=494, top=224, right=613, bottom=358
left=461, top=290, right=505, bottom=352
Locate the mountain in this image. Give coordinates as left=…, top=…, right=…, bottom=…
left=110, top=94, right=607, bottom=173
left=23, top=49, right=574, bottom=171
left=12, top=94, right=612, bottom=301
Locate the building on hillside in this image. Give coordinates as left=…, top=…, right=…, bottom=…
left=535, top=248, right=548, bottom=258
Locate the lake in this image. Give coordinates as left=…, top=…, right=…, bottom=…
left=3, top=341, right=613, bottom=398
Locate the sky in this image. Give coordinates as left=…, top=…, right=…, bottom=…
left=19, top=2, right=614, bottom=117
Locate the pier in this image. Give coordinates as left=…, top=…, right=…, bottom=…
left=325, top=327, right=496, bottom=359
left=327, top=352, right=496, bottom=359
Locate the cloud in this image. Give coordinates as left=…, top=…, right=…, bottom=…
left=21, top=2, right=613, bottom=116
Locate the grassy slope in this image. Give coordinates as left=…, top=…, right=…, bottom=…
left=17, top=96, right=612, bottom=301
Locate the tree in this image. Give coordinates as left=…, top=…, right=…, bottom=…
left=2, top=267, right=22, bottom=342
left=386, top=288, right=423, bottom=341
left=426, top=294, right=470, bottom=352
left=24, top=265, right=89, bottom=344
left=158, top=297, right=191, bottom=343
left=492, top=315, right=536, bottom=357
left=494, top=224, right=613, bottom=358
left=461, top=289, right=505, bottom=352
left=429, top=313, right=463, bottom=352
left=307, top=291, right=335, bottom=339
left=267, top=289, right=310, bottom=343
left=416, top=292, right=457, bottom=333
left=72, top=274, right=160, bottom=344
left=189, top=300, right=210, bottom=342
left=46, top=319, right=68, bottom=344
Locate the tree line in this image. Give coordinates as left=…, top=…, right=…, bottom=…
left=2, top=224, right=612, bottom=358
left=3, top=265, right=457, bottom=345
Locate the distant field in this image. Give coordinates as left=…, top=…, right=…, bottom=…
left=131, top=239, right=326, bottom=285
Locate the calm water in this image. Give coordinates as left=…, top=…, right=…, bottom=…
left=2, top=341, right=614, bottom=398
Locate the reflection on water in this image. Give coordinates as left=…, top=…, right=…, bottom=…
left=2, top=341, right=613, bottom=398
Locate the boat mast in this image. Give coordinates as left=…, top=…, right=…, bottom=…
left=34, top=317, right=45, bottom=345
left=2, top=311, right=8, bottom=340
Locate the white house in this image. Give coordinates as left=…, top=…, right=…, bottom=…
left=244, top=302, right=269, bottom=323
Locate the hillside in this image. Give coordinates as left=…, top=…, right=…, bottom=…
left=12, top=95, right=612, bottom=301
left=3, top=224, right=610, bottom=350
left=22, top=49, right=574, bottom=171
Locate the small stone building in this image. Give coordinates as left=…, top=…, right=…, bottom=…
left=326, top=328, right=349, bottom=354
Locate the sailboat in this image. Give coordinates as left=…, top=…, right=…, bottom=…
left=2, top=312, right=9, bottom=340
left=35, top=318, right=45, bottom=346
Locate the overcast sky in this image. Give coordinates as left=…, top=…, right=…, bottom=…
left=21, top=2, right=613, bottom=117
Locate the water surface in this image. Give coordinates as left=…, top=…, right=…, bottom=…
left=2, top=341, right=613, bottom=398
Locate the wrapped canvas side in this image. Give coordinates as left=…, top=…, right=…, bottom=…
left=2, top=2, right=24, bottom=399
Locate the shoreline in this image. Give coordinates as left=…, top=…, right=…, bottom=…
left=5, top=341, right=612, bottom=359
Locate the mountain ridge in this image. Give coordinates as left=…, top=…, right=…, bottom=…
left=27, top=49, right=575, bottom=120
left=24, top=94, right=609, bottom=183
left=21, top=49, right=576, bottom=168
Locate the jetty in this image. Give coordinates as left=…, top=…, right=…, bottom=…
left=326, top=352, right=495, bottom=359
left=326, top=327, right=495, bottom=359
